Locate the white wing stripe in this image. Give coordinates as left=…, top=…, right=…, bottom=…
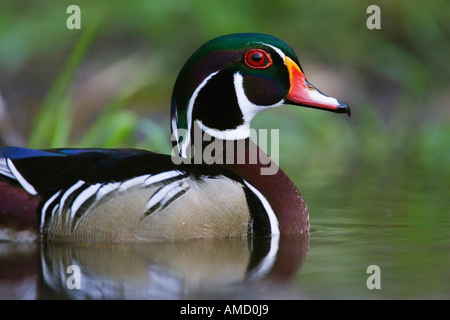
left=0, top=158, right=15, bottom=180
left=118, top=175, right=151, bottom=192
left=143, top=170, right=184, bottom=186
left=58, top=180, right=85, bottom=218
left=40, top=190, right=61, bottom=230
left=145, top=181, right=187, bottom=211
left=70, top=183, right=102, bottom=220
left=96, top=182, right=121, bottom=200
left=6, top=158, right=38, bottom=195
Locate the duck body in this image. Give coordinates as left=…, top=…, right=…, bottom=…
left=0, top=33, right=349, bottom=242
left=0, top=139, right=305, bottom=242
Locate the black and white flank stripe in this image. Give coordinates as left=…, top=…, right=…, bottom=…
left=39, top=170, right=187, bottom=234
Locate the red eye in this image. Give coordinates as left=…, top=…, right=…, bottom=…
left=244, top=49, right=272, bottom=69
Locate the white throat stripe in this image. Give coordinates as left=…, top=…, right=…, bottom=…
left=181, top=70, right=220, bottom=158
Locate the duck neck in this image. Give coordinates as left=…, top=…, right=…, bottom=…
left=172, top=123, right=309, bottom=235
left=220, top=138, right=309, bottom=235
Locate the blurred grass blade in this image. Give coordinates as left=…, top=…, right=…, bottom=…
left=28, top=18, right=101, bottom=148
left=101, top=112, right=138, bottom=148
left=76, top=86, right=136, bottom=148
left=49, top=96, right=71, bottom=147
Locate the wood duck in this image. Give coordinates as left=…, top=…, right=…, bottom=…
left=0, top=33, right=350, bottom=242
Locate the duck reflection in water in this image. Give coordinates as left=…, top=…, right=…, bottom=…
left=0, top=234, right=308, bottom=299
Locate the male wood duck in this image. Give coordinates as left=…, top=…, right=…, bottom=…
left=0, top=33, right=350, bottom=242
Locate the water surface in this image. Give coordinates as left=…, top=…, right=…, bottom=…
left=0, top=169, right=448, bottom=299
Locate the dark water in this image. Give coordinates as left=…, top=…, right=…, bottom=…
left=0, top=170, right=448, bottom=299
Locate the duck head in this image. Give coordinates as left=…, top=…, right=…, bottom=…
left=171, top=33, right=350, bottom=158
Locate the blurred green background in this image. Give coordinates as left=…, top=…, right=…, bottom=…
left=0, top=0, right=448, bottom=185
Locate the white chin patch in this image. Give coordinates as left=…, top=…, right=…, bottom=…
left=234, top=72, right=284, bottom=123
left=192, top=72, right=284, bottom=141
left=195, top=120, right=251, bottom=140
left=196, top=72, right=284, bottom=141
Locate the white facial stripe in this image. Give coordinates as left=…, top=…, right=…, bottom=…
left=192, top=72, right=284, bottom=141
left=6, top=158, right=38, bottom=195
left=171, top=108, right=179, bottom=150
left=234, top=72, right=284, bottom=122
left=181, top=71, right=220, bottom=158
left=256, top=42, right=286, bottom=63
left=244, top=180, right=280, bottom=236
